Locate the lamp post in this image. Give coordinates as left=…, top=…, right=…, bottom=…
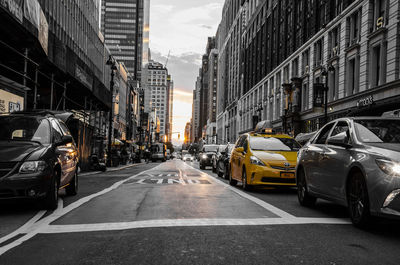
left=150, top=120, right=155, bottom=145
left=321, top=65, right=335, bottom=125
left=106, top=56, right=117, bottom=167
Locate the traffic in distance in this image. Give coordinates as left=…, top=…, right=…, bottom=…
left=182, top=116, right=400, bottom=228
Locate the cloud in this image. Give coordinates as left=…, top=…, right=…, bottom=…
left=201, top=25, right=212, bottom=29
left=151, top=51, right=202, bottom=94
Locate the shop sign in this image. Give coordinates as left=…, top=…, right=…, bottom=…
left=357, top=95, right=374, bottom=108
left=0, top=89, right=24, bottom=113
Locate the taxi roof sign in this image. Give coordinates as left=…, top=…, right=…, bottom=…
left=254, top=120, right=275, bottom=133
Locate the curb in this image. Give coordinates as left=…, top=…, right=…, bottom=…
left=80, top=163, right=146, bottom=177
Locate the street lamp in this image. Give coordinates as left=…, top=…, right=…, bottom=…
left=106, top=56, right=117, bottom=167
left=150, top=120, right=155, bottom=145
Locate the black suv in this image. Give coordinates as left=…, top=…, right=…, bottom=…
left=0, top=112, right=79, bottom=209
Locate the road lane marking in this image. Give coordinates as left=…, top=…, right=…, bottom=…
left=40, top=217, right=350, bottom=234
left=0, top=164, right=163, bottom=256
left=187, top=163, right=297, bottom=220
left=0, top=210, right=46, bottom=245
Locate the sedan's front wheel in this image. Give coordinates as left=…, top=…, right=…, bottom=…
left=43, top=172, right=59, bottom=210
left=297, top=169, right=316, bottom=207
left=229, top=166, right=237, bottom=186
left=347, top=172, right=372, bottom=227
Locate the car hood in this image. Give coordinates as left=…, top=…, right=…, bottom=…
left=0, top=142, right=47, bottom=162
left=252, top=150, right=297, bottom=166
left=365, top=143, right=400, bottom=161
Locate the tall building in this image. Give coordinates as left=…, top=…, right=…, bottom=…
left=216, top=0, right=243, bottom=144
left=206, top=48, right=218, bottom=143
left=101, top=0, right=144, bottom=81
left=216, top=0, right=400, bottom=140
left=142, top=60, right=173, bottom=139
left=166, top=74, right=174, bottom=142
left=142, top=0, right=150, bottom=67
left=0, top=0, right=114, bottom=169
left=191, top=73, right=201, bottom=142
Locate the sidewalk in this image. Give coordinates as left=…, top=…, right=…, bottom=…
left=80, top=162, right=145, bottom=177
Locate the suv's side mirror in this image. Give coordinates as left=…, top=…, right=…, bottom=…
left=56, top=135, right=73, bottom=147
left=236, top=147, right=245, bottom=154
left=327, top=133, right=351, bottom=148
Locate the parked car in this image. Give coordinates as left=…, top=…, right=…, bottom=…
left=0, top=112, right=79, bottom=209
left=199, top=144, right=219, bottom=169
left=229, top=130, right=300, bottom=190
left=216, top=144, right=235, bottom=179
left=211, top=145, right=226, bottom=173
left=151, top=143, right=167, bottom=162
left=296, top=117, right=400, bottom=227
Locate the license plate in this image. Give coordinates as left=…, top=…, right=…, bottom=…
left=280, top=172, right=295, bottom=178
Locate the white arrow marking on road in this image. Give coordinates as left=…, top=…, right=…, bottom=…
left=152, top=179, right=164, bottom=184
left=135, top=179, right=147, bottom=185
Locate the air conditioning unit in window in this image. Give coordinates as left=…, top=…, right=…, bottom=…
left=332, top=46, right=338, bottom=56
left=304, top=65, right=309, bottom=74
left=376, top=17, right=384, bottom=29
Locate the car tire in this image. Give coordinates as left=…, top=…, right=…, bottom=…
left=217, top=165, right=224, bottom=178
left=224, top=165, right=230, bottom=180
left=44, top=171, right=59, bottom=210
left=212, top=164, right=216, bottom=173
left=200, top=163, right=205, bottom=170
left=297, top=168, right=317, bottom=207
left=347, top=172, right=372, bottom=228
left=66, top=170, right=78, bottom=196
left=229, top=166, right=237, bottom=186
left=242, top=168, right=252, bottom=191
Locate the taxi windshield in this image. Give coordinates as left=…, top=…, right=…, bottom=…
left=249, top=136, right=301, bottom=151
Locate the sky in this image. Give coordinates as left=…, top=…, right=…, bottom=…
left=149, top=0, right=224, bottom=144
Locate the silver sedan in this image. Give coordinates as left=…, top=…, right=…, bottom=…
left=296, top=117, right=400, bottom=227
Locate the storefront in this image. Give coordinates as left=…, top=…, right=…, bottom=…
left=0, top=77, right=25, bottom=113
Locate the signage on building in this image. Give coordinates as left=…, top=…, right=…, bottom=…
left=0, top=0, right=23, bottom=23
left=357, top=95, right=374, bottom=108
left=0, top=89, right=24, bottom=113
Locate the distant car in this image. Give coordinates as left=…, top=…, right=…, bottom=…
left=183, top=154, right=194, bottom=162
left=0, top=112, right=79, bottom=209
left=212, top=145, right=227, bottom=173
left=151, top=143, right=167, bottom=162
left=216, top=144, right=235, bottom=179
left=296, top=117, right=400, bottom=227
left=199, top=144, right=219, bottom=169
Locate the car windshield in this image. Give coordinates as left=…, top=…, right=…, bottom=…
left=0, top=116, right=50, bottom=144
left=204, top=145, right=218, bottom=152
left=249, top=137, right=301, bottom=151
left=354, top=119, right=400, bottom=143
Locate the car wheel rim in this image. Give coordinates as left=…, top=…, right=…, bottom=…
left=298, top=175, right=306, bottom=201
left=349, top=177, right=365, bottom=221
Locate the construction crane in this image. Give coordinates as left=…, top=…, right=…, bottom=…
left=165, top=50, right=170, bottom=67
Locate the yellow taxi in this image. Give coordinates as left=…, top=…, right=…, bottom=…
left=229, top=129, right=301, bottom=190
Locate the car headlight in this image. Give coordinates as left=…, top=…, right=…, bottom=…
left=250, top=156, right=265, bottom=166
left=202, top=154, right=208, bottom=159
left=19, top=161, right=48, bottom=174
left=376, top=159, right=400, bottom=176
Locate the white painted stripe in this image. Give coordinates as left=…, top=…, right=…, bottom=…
left=188, top=164, right=297, bottom=220
left=80, top=163, right=145, bottom=177
left=0, top=164, right=163, bottom=256
left=41, top=217, right=350, bottom=234
left=0, top=210, right=46, bottom=245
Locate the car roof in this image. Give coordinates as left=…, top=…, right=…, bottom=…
left=248, top=133, right=294, bottom=139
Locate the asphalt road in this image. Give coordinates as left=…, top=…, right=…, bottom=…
left=0, top=159, right=399, bottom=265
